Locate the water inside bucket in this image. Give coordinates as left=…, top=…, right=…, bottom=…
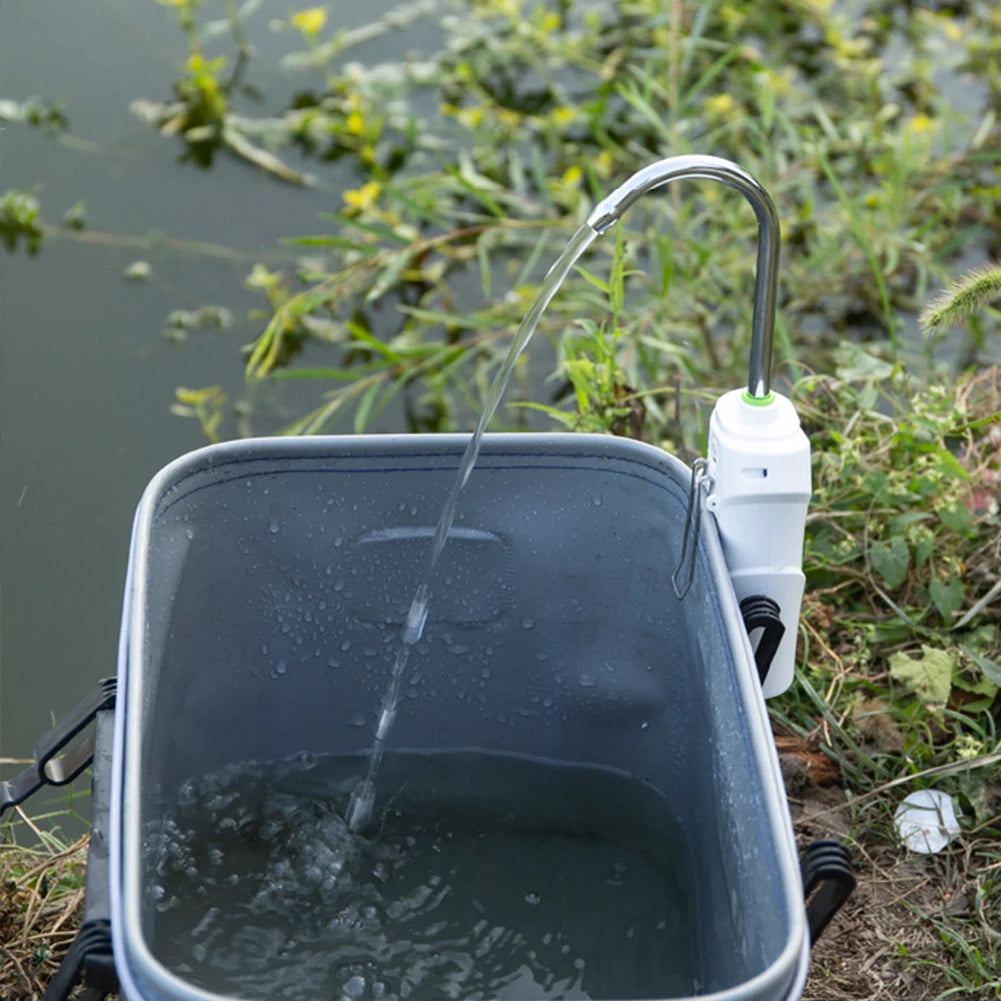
left=149, top=749, right=696, bottom=1000
left=346, top=224, right=598, bottom=833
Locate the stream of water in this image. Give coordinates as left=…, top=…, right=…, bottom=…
left=344, top=223, right=599, bottom=834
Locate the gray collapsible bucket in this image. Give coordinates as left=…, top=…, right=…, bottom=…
left=110, top=431, right=810, bottom=1001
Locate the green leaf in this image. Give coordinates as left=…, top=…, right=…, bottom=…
left=353, top=380, right=382, bottom=433
left=345, top=321, right=400, bottom=360
left=365, top=252, right=413, bottom=304
left=951, top=665, right=996, bottom=699
left=935, top=450, right=971, bottom=482
left=929, top=576, right=964, bottom=620
left=960, top=644, right=1001, bottom=689
left=857, top=380, right=878, bottom=411
left=835, top=342, right=895, bottom=382
left=574, top=266, right=609, bottom=295
left=870, top=536, right=909, bottom=588
left=889, top=511, right=931, bottom=533
left=939, top=498, right=971, bottom=534
left=914, top=534, right=935, bottom=570
left=889, top=646, right=956, bottom=705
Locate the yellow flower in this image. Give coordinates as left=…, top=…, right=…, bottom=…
left=940, top=16, right=962, bottom=43
left=955, top=734, right=983, bottom=760
left=457, top=105, right=486, bottom=129
left=343, top=180, right=381, bottom=211
left=907, top=113, right=937, bottom=135
left=704, top=93, right=737, bottom=119
left=594, top=150, right=614, bottom=179
left=187, top=52, right=226, bottom=76
left=346, top=110, right=365, bottom=135
left=561, top=165, right=583, bottom=188
left=550, top=107, right=576, bottom=127
left=291, top=6, right=327, bottom=38
left=537, top=11, right=561, bottom=33
left=719, top=5, right=746, bottom=30
left=758, top=67, right=795, bottom=99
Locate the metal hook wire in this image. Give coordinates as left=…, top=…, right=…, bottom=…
left=671, top=458, right=715, bottom=600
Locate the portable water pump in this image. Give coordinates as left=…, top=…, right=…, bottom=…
left=587, top=155, right=811, bottom=696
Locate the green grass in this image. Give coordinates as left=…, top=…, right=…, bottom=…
left=1, top=812, right=90, bottom=999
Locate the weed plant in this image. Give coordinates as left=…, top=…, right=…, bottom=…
left=1, top=806, right=91, bottom=999
left=141, top=0, right=1001, bottom=442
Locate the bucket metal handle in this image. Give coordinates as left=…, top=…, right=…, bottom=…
left=586, top=153, right=780, bottom=400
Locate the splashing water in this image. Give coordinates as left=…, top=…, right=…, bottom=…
left=151, top=750, right=696, bottom=1001
left=345, top=224, right=599, bottom=834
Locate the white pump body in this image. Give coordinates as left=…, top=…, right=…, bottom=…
left=706, top=389, right=811, bottom=697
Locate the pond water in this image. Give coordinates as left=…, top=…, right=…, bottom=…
left=0, top=0, right=425, bottom=823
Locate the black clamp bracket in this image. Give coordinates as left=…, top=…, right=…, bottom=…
left=739, top=595, right=785, bottom=686
left=41, top=918, right=117, bottom=1001
left=0, top=677, right=116, bottom=817
left=801, top=839, right=856, bottom=944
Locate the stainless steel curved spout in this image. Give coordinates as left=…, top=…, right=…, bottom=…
left=586, top=154, right=780, bottom=399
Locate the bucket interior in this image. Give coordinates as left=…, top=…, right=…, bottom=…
left=116, top=434, right=803, bottom=1001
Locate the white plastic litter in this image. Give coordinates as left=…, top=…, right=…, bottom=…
left=894, top=789, right=961, bottom=854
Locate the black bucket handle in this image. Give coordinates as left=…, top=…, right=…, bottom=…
left=0, top=677, right=116, bottom=817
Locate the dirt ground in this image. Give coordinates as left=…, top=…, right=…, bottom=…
left=782, top=743, right=964, bottom=1001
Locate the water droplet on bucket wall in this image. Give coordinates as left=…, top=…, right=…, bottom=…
left=524, top=891, right=541, bottom=905
left=269, top=517, right=280, bottom=534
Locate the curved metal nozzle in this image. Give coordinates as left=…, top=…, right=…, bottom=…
left=586, top=154, right=779, bottom=399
